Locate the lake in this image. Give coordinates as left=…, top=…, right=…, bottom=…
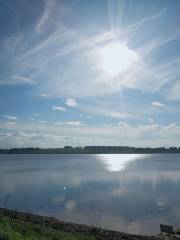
left=0, top=154, right=180, bottom=235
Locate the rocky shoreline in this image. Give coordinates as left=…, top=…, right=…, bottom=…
left=0, top=208, right=177, bottom=240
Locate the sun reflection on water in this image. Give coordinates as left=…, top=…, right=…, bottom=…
left=99, top=154, right=145, bottom=172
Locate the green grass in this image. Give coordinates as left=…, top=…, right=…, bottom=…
left=0, top=216, right=96, bottom=240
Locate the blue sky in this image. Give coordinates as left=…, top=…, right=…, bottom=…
left=0, top=0, right=180, bottom=148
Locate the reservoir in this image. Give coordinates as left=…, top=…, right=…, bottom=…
left=0, top=154, right=180, bottom=235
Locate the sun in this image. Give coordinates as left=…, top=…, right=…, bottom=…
left=97, top=42, right=139, bottom=76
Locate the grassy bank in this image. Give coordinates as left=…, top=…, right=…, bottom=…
left=0, top=208, right=177, bottom=240
left=0, top=215, right=95, bottom=240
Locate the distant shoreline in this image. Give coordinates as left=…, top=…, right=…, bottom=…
left=0, top=146, right=180, bottom=154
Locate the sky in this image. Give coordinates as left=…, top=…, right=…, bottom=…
left=0, top=0, right=180, bottom=148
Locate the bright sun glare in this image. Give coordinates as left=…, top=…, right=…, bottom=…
left=98, top=42, right=139, bottom=76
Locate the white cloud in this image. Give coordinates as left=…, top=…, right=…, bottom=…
left=166, top=122, right=177, bottom=129
left=33, top=113, right=40, bottom=117
left=151, top=101, right=165, bottom=107
left=65, top=121, right=85, bottom=126
left=36, top=0, right=55, bottom=32
left=4, top=121, right=17, bottom=126
left=39, top=120, right=47, bottom=123
left=0, top=120, right=180, bottom=148
left=168, top=81, right=180, bottom=101
left=79, top=103, right=132, bottom=120
left=54, top=121, right=63, bottom=125
left=4, top=115, right=18, bottom=120
left=38, top=93, right=51, bottom=98
left=66, top=98, right=78, bottom=107
left=85, top=115, right=93, bottom=119
left=53, top=106, right=66, bottom=112
left=11, top=75, right=35, bottom=84
left=147, top=118, right=154, bottom=124
left=117, top=122, right=131, bottom=128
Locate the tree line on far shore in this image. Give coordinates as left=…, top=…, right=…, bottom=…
left=0, top=146, right=180, bottom=154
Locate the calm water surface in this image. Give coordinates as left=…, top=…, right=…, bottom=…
left=0, top=154, right=180, bottom=235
